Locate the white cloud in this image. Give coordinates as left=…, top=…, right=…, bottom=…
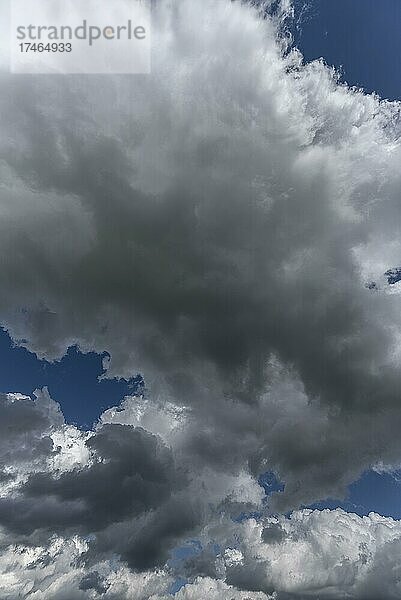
left=1, top=389, right=401, bottom=598
left=219, top=509, right=401, bottom=599
left=164, top=577, right=274, bottom=600
left=0, top=530, right=173, bottom=600
left=4, top=506, right=401, bottom=599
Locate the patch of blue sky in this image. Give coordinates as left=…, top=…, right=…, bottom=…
left=258, top=470, right=401, bottom=520
left=0, top=327, right=143, bottom=428
left=168, top=578, right=188, bottom=595
left=308, top=470, right=401, bottom=519
left=292, top=0, right=401, bottom=101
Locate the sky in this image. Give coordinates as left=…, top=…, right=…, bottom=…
left=0, top=327, right=142, bottom=428
left=2, top=1, right=401, bottom=598
left=293, top=0, right=401, bottom=101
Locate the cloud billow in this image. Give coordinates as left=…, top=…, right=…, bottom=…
left=1, top=0, right=401, bottom=597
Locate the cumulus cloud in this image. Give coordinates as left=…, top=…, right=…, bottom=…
left=2, top=0, right=401, bottom=596
left=199, top=509, right=401, bottom=599
left=0, top=390, right=401, bottom=598
left=0, top=530, right=174, bottom=599
left=3, top=482, right=401, bottom=599
left=0, top=389, right=281, bottom=597
left=0, top=0, right=401, bottom=510
left=0, top=392, right=196, bottom=572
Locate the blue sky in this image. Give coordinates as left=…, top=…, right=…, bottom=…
left=0, top=327, right=142, bottom=428
left=310, top=470, right=401, bottom=520
left=261, top=470, right=401, bottom=520
left=293, top=0, right=401, bottom=101
left=1, top=0, right=401, bottom=527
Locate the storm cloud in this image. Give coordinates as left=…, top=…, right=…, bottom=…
left=1, top=0, right=401, bottom=597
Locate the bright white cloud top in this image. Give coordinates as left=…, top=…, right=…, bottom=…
left=1, top=0, right=401, bottom=597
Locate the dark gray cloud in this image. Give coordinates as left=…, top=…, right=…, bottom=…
left=261, top=523, right=285, bottom=544
left=0, top=390, right=62, bottom=470
left=23, top=424, right=180, bottom=530
left=0, top=421, right=193, bottom=571
left=95, top=495, right=201, bottom=571
left=79, top=571, right=109, bottom=595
